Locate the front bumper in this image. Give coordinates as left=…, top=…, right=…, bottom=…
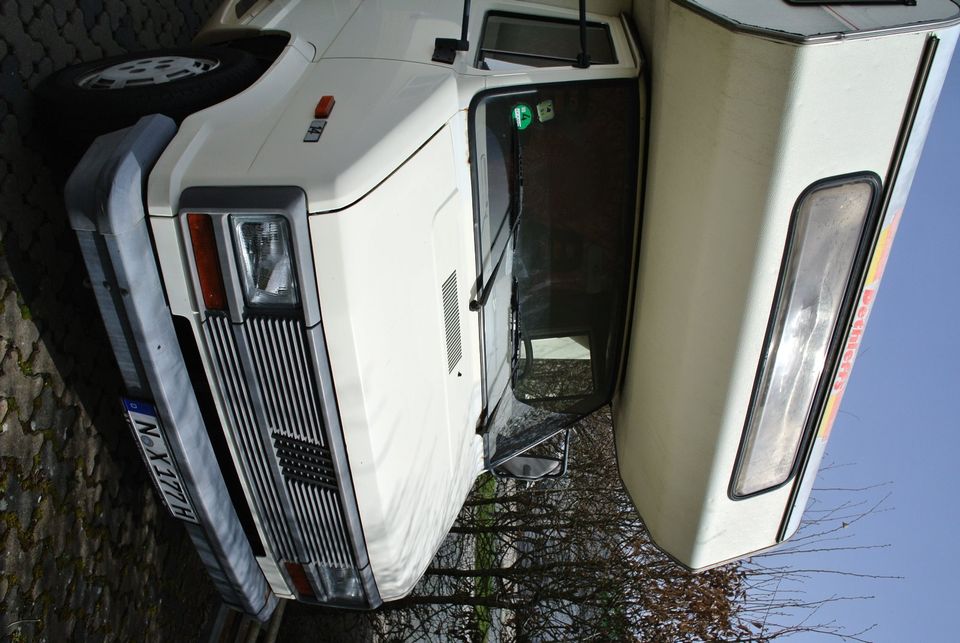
left=64, top=115, right=276, bottom=620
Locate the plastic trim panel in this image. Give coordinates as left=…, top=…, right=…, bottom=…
left=64, top=115, right=277, bottom=621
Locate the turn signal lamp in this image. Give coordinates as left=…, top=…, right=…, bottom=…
left=187, top=213, right=227, bottom=311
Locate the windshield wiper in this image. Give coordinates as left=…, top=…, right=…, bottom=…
left=575, top=0, right=591, bottom=68
left=470, top=126, right=524, bottom=311
left=509, top=277, right=522, bottom=380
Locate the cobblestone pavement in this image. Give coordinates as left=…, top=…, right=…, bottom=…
left=0, top=1, right=227, bottom=640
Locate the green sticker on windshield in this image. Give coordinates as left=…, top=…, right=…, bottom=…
left=512, top=103, right=533, bottom=130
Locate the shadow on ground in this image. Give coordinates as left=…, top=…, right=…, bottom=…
left=1, top=1, right=226, bottom=640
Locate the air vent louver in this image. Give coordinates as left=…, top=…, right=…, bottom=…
left=442, top=271, right=462, bottom=372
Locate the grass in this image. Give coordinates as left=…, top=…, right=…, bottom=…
left=473, top=474, right=497, bottom=643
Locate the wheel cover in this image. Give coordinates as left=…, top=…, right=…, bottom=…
left=76, top=56, right=221, bottom=89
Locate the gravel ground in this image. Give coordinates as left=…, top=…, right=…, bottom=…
left=0, top=1, right=228, bottom=640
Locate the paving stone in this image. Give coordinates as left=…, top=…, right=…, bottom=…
left=26, top=335, right=62, bottom=391
left=3, top=524, right=26, bottom=586
left=0, top=407, right=42, bottom=470
left=8, top=477, right=34, bottom=535
left=28, top=384, right=57, bottom=430
left=0, top=289, right=38, bottom=359
left=68, top=577, right=86, bottom=612
left=30, top=490, right=53, bottom=542
left=0, top=1, right=252, bottom=639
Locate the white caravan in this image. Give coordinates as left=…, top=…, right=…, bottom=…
left=45, top=0, right=959, bottom=619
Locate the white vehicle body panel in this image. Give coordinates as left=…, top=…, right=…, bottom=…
left=309, top=125, right=484, bottom=598
left=149, top=56, right=459, bottom=214
left=148, top=0, right=641, bottom=600
left=677, top=0, right=960, bottom=41
left=147, top=38, right=314, bottom=216
left=617, top=0, right=959, bottom=569
left=132, top=0, right=960, bottom=605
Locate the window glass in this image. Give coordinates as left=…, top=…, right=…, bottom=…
left=733, top=176, right=878, bottom=497
left=478, top=12, right=616, bottom=69
left=473, top=79, right=638, bottom=422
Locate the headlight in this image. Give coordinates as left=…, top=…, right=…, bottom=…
left=232, top=215, right=299, bottom=308
left=733, top=175, right=878, bottom=497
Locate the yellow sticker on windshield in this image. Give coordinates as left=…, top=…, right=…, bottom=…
left=537, top=100, right=555, bottom=123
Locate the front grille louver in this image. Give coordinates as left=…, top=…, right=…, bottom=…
left=204, top=314, right=354, bottom=567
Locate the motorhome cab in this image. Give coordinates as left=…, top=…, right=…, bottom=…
left=50, top=0, right=959, bottom=619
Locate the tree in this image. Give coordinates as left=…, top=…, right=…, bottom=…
left=370, top=409, right=889, bottom=642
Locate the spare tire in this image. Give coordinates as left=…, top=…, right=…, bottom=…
left=35, top=46, right=262, bottom=141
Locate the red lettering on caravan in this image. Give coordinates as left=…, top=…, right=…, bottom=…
left=831, top=289, right=876, bottom=395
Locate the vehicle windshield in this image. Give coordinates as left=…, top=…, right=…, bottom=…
left=471, top=79, right=638, bottom=462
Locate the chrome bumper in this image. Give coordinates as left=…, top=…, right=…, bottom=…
left=64, top=115, right=276, bottom=621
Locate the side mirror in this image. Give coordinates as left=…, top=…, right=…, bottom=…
left=493, top=428, right=571, bottom=482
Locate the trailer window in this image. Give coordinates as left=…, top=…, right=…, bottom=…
left=731, top=174, right=881, bottom=498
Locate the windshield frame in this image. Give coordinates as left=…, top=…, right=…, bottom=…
left=468, top=78, right=640, bottom=437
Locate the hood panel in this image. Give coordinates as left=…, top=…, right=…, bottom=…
left=252, top=58, right=459, bottom=212
left=149, top=55, right=458, bottom=215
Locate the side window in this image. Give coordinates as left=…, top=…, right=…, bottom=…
left=730, top=174, right=881, bottom=498
left=477, top=12, right=616, bottom=70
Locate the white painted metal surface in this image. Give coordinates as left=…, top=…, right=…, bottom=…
left=679, top=0, right=960, bottom=41
left=616, top=0, right=959, bottom=569
left=150, top=0, right=639, bottom=601
left=309, top=126, right=484, bottom=598
left=143, top=0, right=960, bottom=603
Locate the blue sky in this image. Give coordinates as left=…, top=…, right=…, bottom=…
left=784, top=42, right=960, bottom=641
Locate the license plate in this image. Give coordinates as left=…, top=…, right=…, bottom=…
left=122, top=398, right=199, bottom=524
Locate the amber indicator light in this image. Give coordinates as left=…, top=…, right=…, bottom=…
left=284, top=562, right=316, bottom=598
left=314, top=95, right=335, bottom=119
left=187, top=213, right=228, bottom=311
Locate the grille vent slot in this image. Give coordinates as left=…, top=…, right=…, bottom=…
left=441, top=271, right=462, bottom=372
left=274, top=433, right=337, bottom=490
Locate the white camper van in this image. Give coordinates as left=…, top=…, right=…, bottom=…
left=44, top=0, right=959, bottom=620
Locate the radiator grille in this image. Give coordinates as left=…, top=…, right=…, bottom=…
left=204, top=314, right=354, bottom=567
left=442, top=271, right=462, bottom=372
left=205, top=316, right=297, bottom=559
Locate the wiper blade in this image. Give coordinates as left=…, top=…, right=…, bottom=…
left=509, top=277, right=522, bottom=379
